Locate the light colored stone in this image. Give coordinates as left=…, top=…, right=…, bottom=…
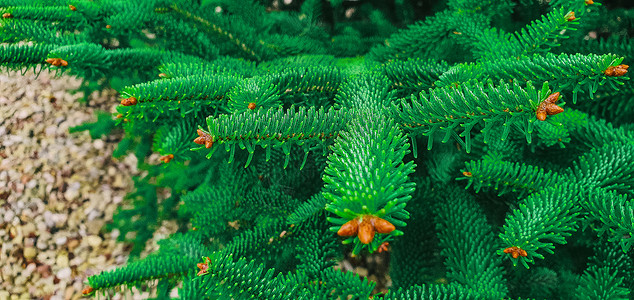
left=4, top=209, right=15, bottom=223
left=93, top=139, right=105, bottom=150
left=0, top=291, right=9, bottom=299
left=42, top=172, right=55, bottom=184
left=56, top=267, right=71, bottom=280
left=85, top=235, right=102, bottom=248
left=44, top=126, right=56, bottom=136
left=35, top=238, right=48, bottom=250
left=67, top=239, right=80, bottom=251
left=20, top=223, right=36, bottom=236
left=64, top=286, right=74, bottom=299
left=23, top=263, right=36, bottom=277
left=23, top=247, right=36, bottom=260
left=36, top=264, right=52, bottom=278
left=15, top=109, right=31, bottom=120
left=85, top=220, right=105, bottom=235
left=35, top=220, right=47, bottom=232
left=86, top=209, right=101, bottom=222
left=14, top=275, right=27, bottom=286
left=87, top=255, right=106, bottom=266
left=36, top=231, right=51, bottom=250
left=56, top=253, right=69, bottom=268
left=55, top=236, right=67, bottom=246
left=112, top=174, right=125, bottom=188
left=353, top=266, right=368, bottom=277
left=25, top=180, right=36, bottom=189
left=37, top=250, right=55, bottom=266
left=23, top=238, right=34, bottom=248
left=63, top=189, right=80, bottom=202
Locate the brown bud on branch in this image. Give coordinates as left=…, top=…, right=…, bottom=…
left=373, top=218, right=395, bottom=234
left=160, top=154, right=174, bottom=163
left=194, top=129, right=214, bottom=148
left=564, top=11, right=575, bottom=21
left=82, top=287, right=94, bottom=295
left=536, top=92, right=563, bottom=121
left=337, top=215, right=396, bottom=245
left=357, top=219, right=375, bottom=244
left=337, top=219, right=358, bottom=236
left=45, top=58, right=68, bottom=67
left=120, top=97, right=137, bottom=106
left=503, top=246, right=528, bottom=259
left=604, top=64, right=629, bottom=77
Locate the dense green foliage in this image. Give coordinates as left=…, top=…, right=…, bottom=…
left=1, top=0, right=633, bottom=299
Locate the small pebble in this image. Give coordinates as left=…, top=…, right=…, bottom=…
left=4, top=210, right=15, bottom=223
left=37, top=264, right=52, bottom=278
left=23, top=247, right=37, bottom=260
left=66, top=239, right=80, bottom=251
left=85, top=235, right=102, bottom=248
left=354, top=266, right=368, bottom=278
left=57, top=267, right=71, bottom=280
left=56, top=254, right=70, bottom=268
left=55, top=236, right=68, bottom=246
left=93, top=139, right=105, bottom=150
left=23, top=263, right=37, bottom=277
left=21, top=223, right=36, bottom=236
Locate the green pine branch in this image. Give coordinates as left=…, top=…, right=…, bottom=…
left=576, top=266, right=630, bottom=300
left=87, top=233, right=207, bottom=295
left=461, top=7, right=578, bottom=61
left=435, top=53, right=628, bottom=103
left=434, top=187, right=508, bottom=298
left=383, top=58, right=449, bottom=95
left=396, top=80, right=551, bottom=153
left=381, top=283, right=480, bottom=300
left=203, top=106, right=350, bottom=167
left=583, top=188, right=634, bottom=252
left=499, top=182, right=582, bottom=268
left=460, top=158, right=561, bottom=198
left=324, top=109, right=415, bottom=254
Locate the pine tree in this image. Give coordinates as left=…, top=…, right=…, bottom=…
left=1, top=0, right=633, bottom=299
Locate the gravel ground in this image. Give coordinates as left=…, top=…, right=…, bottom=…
left=0, top=69, right=140, bottom=299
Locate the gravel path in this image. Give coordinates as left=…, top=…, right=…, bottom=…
left=0, top=70, right=139, bottom=299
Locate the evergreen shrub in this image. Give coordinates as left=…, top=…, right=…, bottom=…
left=1, top=0, right=633, bottom=298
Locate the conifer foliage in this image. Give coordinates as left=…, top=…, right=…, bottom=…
left=1, top=0, right=633, bottom=298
